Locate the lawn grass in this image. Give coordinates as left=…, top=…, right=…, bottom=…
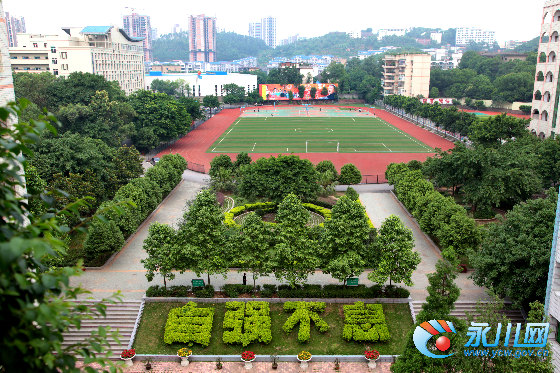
left=133, top=302, right=413, bottom=355
left=207, top=116, right=433, bottom=154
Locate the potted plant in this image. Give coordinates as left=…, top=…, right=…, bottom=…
left=364, top=349, right=380, bottom=369
left=120, top=348, right=135, bottom=367
left=297, top=351, right=312, bottom=370
left=241, top=350, right=256, bottom=370
left=177, top=348, right=192, bottom=366
left=143, top=358, right=152, bottom=370
left=216, top=357, right=223, bottom=370
left=271, top=353, right=278, bottom=369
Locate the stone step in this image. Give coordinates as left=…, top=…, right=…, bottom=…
left=411, top=302, right=525, bottom=322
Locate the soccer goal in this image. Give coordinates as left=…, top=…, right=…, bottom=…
left=305, top=140, right=340, bottom=153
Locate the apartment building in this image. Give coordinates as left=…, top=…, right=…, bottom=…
left=10, top=26, right=145, bottom=94
left=382, top=53, right=430, bottom=97
left=123, top=12, right=153, bottom=62
left=530, top=1, right=560, bottom=139
left=188, top=15, right=217, bottom=62
left=1, top=4, right=15, bottom=106
left=378, top=28, right=407, bottom=40
left=249, top=17, right=276, bottom=47
left=5, top=11, right=25, bottom=48
left=248, top=22, right=262, bottom=39
left=455, top=27, right=496, bottom=46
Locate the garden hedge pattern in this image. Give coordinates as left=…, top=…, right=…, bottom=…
left=282, top=302, right=329, bottom=343
left=342, top=302, right=390, bottom=343
left=164, top=302, right=214, bottom=347
left=225, top=202, right=331, bottom=228
left=222, top=301, right=272, bottom=347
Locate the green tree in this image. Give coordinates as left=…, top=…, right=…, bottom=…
left=345, top=186, right=359, bottom=201
left=202, top=95, right=220, bottom=115
left=13, top=72, right=56, bottom=109
left=272, top=194, right=320, bottom=286
left=83, top=217, right=125, bottom=263
left=320, top=86, right=328, bottom=96
left=151, top=79, right=190, bottom=97
left=339, top=163, right=362, bottom=184
left=298, top=85, right=306, bottom=99
left=222, top=83, right=247, bottom=104
left=267, top=67, right=303, bottom=85
left=216, top=31, right=270, bottom=61
left=234, top=212, right=273, bottom=289
left=310, top=86, right=317, bottom=100
left=322, top=62, right=346, bottom=83
left=468, top=114, right=529, bottom=147
left=0, top=101, right=121, bottom=372
left=368, top=215, right=419, bottom=286
left=110, top=145, right=144, bottom=194
left=177, top=190, right=228, bottom=284
left=234, top=152, right=252, bottom=169
left=129, top=90, right=191, bottom=152
left=209, top=154, right=234, bottom=178
left=429, top=87, right=440, bottom=98
left=24, top=164, right=47, bottom=217
left=142, top=223, right=178, bottom=289
left=315, top=160, right=338, bottom=179
left=152, top=32, right=189, bottom=61
left=471, top=189, right=557, bottom=308
left=322, top=196, right=374, bottom=283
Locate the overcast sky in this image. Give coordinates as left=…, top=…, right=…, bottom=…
left=4, top=0, right=543, bottom=45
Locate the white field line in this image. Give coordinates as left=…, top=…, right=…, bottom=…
left=352, top=118, right=355, bottom=122
left=384, top=122, right=432, bottom=151
left=252, top=142, right=256, bottom=151
left=382, top=143, right=392, bottom=152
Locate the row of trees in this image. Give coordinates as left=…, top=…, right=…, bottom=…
left=14, top=72, right=204, bottom=153
left=209, top=154, right=362, bottom=199
left=143, top=189, right=420, bottom=289
left=430, top=51, right=537, bottom=103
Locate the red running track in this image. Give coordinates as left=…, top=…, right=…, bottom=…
left=157, top=106, right=455, bottom=182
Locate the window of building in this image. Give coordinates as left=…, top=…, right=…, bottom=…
left=34, top=56, right=41, bottom=59
left=50, top=46, right=56, bottom=53
left=33, top=43, right=38, bottom=48
left=10, top=56, right=17, bottom=59
left=22, top=56, right=29, bottom=59
left=60, top=52, right=67, bottom=59
left=61, top=64, right=68, bottom=70
left=43, top=43, right=47, bottom=48
left=53, top=69, right=58, bottom=76
left=52, top=58, right=58, bottom=65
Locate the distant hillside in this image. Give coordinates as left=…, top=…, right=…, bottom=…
left=216, top=32, right=270, bottom=61
left=514, top=37, right=539, bottom=53
left=153, top=32, right=189, bottom=62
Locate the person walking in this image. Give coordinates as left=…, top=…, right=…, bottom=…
left=243, top=273, right=247, bottom=286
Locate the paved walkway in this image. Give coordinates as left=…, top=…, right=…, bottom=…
left=71, top=168, right=488, bottom=303
left=121, top=361, right=391, bottom=373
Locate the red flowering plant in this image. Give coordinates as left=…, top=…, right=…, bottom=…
left=241, top=350, right=256, bottom=361
left=121, top=348, right=136, bottom=359
left=364, top=350, right=379, bottom=360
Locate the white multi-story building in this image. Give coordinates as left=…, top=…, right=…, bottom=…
left=1, top=4, right=15, bottom=106
left=378, top=28, right=407, bottom=40
left=123, top=12, right=153, bottom=62
left=347, top=31, right=361, bottom=39
left=9, top=26, right=145, bottom=94
left=430, top=32, right=443, bottom=44
left=455, top=27, right=496, bottom=46
left=248, top=22, right=262, bottom=40
left=261, top=17, right=277, bottom=48
left=145, top=72, right=257, bottom=97
left=5, top=11, right=25, bottom=48
left=382, top=53, right=431, bottom=97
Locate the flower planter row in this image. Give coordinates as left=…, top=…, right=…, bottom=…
left=128, top=353, right=399, bottom=363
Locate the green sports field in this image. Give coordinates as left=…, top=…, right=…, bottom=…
left=207, top=115, right=433, bottom=153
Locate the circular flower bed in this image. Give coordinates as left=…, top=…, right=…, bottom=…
left=177, top=348, right=192, bottom=357
left=225, top=202, right=331, bottom=228
left=241, top=350, right=256, bottom=361
left=365, top=350, right=380, bottom=360
left=297, top=351, right=312, bottom=361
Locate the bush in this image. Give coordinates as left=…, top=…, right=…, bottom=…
left=519, top=105, right=531, bottom=114
left=164, top=302, right=214, bottom=346
left=345, top=187, right=359, bottom=201
left=193, top=285, right=215, bottom=298
left=83, top=218, right=124, bottom=263
left=222, top=301, right=272, bottom=346
left=222, top=284, right=257, bottom=298
left=339, top=164, right=362, bottom=185
left=282, top=302, right=328, bottom=343
left=146, top=285, right=192, bottom=297
left=261, top=284, right=277, bottom=297
left=383, top=285, right=410, bottom=298
left=342, top=302, right=390, bottom=343
left=315, top=160, right=338, bottom=179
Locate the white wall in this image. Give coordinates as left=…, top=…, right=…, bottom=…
left=145, top=73, right=258, bottom=97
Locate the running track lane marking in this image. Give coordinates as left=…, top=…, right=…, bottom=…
left=252, top=142, right=256, bottom=151
left=352, top=118, right=355, bottom=122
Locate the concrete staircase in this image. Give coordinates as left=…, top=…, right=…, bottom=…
left=62, top=301, right=142, bottom=359
left=412, top=301, right=525, bottom=324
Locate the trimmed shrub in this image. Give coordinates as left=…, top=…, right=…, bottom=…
left=261, top=284, right=277, bottom=297
left=209, top=154, right=234, bottom=178
left=222, top=284, right=257, bottom=298
left=222, top=301, right=272, bottom=346
left=342, top=302, right=390, bottom=343
left=339, top=164, right=362, bottom=185
left=146, top=285, right=192, bottom=297
left=315, top=160, right=338, bottom=179
left=519, top=105, right=531, bottom=114
left=193, top=285, right=215, bottom=298
left=164, top=302, right=214, bottom=346
left=83, top=218, right=124, bottom=263
left=345, top=187, right=359, bottom=201
left=282, top=302, right=328, bottom=343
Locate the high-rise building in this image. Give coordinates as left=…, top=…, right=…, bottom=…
left=455, top=27, right=496, bottom=46
left=9, top=26, right=145, bottom=94
left=261, top=17, right=276, bottom=48
left=188, top=14, right=216, bottom=63
left=0, top=5, right=15, bottom=106
left=248, top=22, right=262, bottom=40
left=5, top=11, right=26, bottom=47
left=123, top=12, right=152, bottom=62
left=382, top=53, right=431, bottom=98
